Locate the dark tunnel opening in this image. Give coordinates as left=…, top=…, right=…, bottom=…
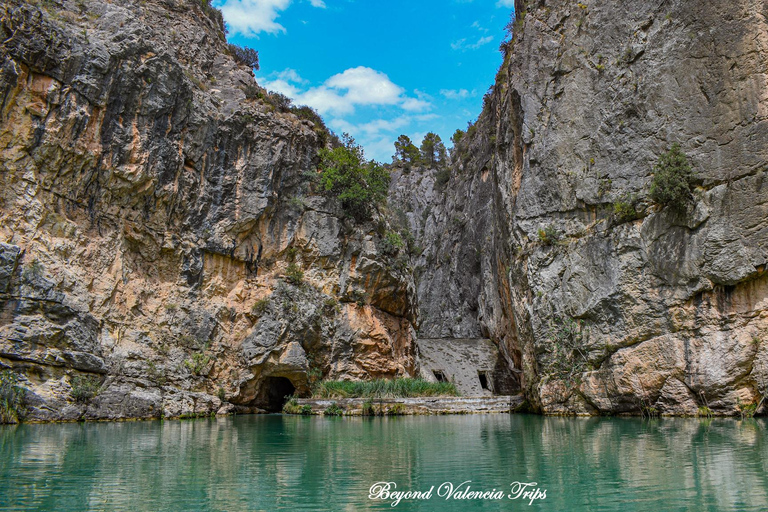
left=263, top=377, right=296, bottom=412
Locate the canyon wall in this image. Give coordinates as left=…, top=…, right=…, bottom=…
left=0, top=0, right=418, bottom=421
left=393, top=0, right=768, bottom=414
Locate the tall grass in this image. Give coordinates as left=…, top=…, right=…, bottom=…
left=312, top=378, right=458, bottom=399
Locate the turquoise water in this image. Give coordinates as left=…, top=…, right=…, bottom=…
left=1, top=414, right=767, bottom=511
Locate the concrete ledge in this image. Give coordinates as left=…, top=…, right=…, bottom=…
left=291, top=395, right=524, bottom=416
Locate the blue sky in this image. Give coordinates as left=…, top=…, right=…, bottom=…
left=215, top=0, right=516, bottom=162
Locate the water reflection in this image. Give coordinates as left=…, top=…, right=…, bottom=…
left=1, top=415, right=766, bottom=511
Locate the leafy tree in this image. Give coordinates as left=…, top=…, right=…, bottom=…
left=393, top=135, right=421, bottom=168
left=420, top=132, right=447, bottom=168
left=649, top=143, right=696, bottom=209
left=228, top=44, right=260, bottom=70
left=319, top=134, right=390, bottom=222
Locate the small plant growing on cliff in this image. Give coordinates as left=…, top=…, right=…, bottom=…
left=227, top=44, right=259, bottom=70
left=649, top=144, right=696, bottom=209
left=147, top=362, right=167, bottom=387
left=251, top=298, right=270, bottom=316
left=284, top=263, right=304, bottom=285
left=184, top=353, right=211, bottom=376
left=737, top=398, right=759, bottom=420
left=70, top=375, right=101, bottom=403
left=0, top=371, right=25, bottom=424
left=324, top=403, right=344, bottom=416
left=362, top=400, right=377, bottom=416
left=697, top=405, right=714, bottom=418
left=613, top=194, right=643, bottom=224
left=538, top=226, right=560, bottom=245
left=319, top=134, right=390, bottom=222
left=381, top=231, right=405, bottom=256
left=546, top=316, right=590, bottom=386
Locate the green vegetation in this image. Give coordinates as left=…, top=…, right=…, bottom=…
left=70, top=375, right=101, bottom=403
left=283, top=398, right=313, bottom=415
left=251, top=297, right=270, bottom=315
left=323, top=403, right=344, bottom=416
left=419, top=132, right=448, bottom=169
left=227, top=44, right=259, bottom=70
left=200, top=0, right=225, bottom=33
left=649, top=143, right=696, bottom=209
left=0, top=370, right=25, bottom=424
left=362, top=400, right=376, bottom=416
left=312, top=378, right=459, bottom=399
left=538, top=225, right=560, bottom=245
left=381, top=231, right=404, bottom=256
left=697, top=405, right=714, bottom=418
left=613, top=194, right=642, bottom=224
left=393, top=135, right=421, bottom=169
left=147, top=362, right=167, bottom=386
left=284, top=263, right=304, bottom=285
left=386, top=403, right=407, bottom=416
left=546, top=316, right=590, bottom=386
left=184, top=353, right=211, bottom=376
left=319, top=134, right=390, bottom=222
left=737, top=398, right=760, bottom=420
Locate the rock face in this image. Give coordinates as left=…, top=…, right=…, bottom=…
left=392, top=0, right=768, bottom=415
left=1, top=0, right=766, bottom=421
left=0, top=0, right=417, bottom=421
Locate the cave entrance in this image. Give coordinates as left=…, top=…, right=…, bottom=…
left=263, top=377, right=296, bottom=412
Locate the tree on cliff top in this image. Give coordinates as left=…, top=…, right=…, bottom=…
left=228, top=44, right=260, bottom=70
left=393, top=135, right=421, bottom=169
left=319, top=134, right=390, bottom=222
left=420, top=132, right=447, bottom=169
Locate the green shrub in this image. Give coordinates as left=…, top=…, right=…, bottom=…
left=386, top=403, right=407, bottom=416
left=649, top=144, right=696, bottom=209
left=227, top=44, right=259, bottom=70
left=697, top=405, right=714, bottom=418
left=382, top=231, right=404, bottom=256
left=251, top=298, right=270, bottom=316
left=184, top=353, right=211, bottom=376
left=435, top=168, right=451, bottom=188
left=538, top=225, right=559, bottom=245
left=147, top=362, right=167, bottom=386
left=613, top=194, right=642, bottom=223
left=70, top=375, right=101, bottom=403
left=737, top=398, right=758, bottom=419
left=319, top=134, right=390, bottom=222
left=362, top=400, right=376, bottom=416
left=0, top=370, right=25, bottom=424
left=284, top=263, right=304, bottom=285
left=312, top=378, right=459, bottom=399
left=324, top=403, right=344, bottom=416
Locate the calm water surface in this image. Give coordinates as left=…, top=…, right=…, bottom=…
left=1, top=414, right=767, bottom=511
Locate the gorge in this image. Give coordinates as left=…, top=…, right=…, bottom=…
left=0, top=0, right=766, bottom=422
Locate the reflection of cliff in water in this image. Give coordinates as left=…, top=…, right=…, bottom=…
left=1, top=416, right=767, bottom=510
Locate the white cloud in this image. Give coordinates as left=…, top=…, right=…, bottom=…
left=440, top=88, right=472, bottom=100
left=217, top=0, right=325, bottom=36
left=325, top=67, right=404, bottom=106
left=260, top=66, right=431, bottom=116
left=496, top=0, right=515, bottom=7
left=451, top=35, right=494, bottom=51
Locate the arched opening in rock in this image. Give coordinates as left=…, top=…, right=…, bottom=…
left=262, top=377, right=296, bottom=412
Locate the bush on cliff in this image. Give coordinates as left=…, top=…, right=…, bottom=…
left=319, top=134, right=390, bottom=222
left=0, top=371, right=25, bottom=424
left=649, top=144, right=696, bottom=209
left=227, top=44, right=260, bottom=70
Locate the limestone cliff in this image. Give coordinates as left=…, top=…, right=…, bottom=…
left=0, top=0, right=418, bottom=421
left=392, top=0, right=768, bottom=415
